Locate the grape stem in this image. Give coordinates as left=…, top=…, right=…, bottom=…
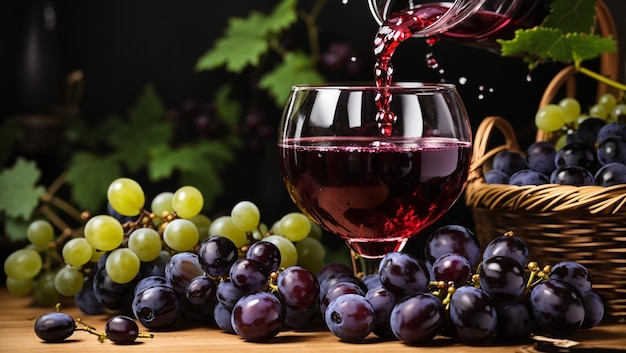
left=76, top=318, right=108, bottom=342
left=575, top=62, right=626, bottom=92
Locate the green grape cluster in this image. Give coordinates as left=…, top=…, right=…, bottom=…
left=3, top=177, right=326, bottom=306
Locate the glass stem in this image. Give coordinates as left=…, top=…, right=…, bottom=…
left=350, top=249, right=382, bottom=277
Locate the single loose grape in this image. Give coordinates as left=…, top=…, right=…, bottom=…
left=278, top=212, right=311, bottom=242
left=84, top=215, right=124, bottom=251
left=172, top=186, right=204, bottom=219
left=107, top=178, right=145, bottom=216
left=27, top=219, right=54, bottom=247
left=4, top=248, right=42, bottom=280
left=163, top=219, right=200, bottom=252
left=106, top=248, right=140, bottom=284
left=62, top=238, right=93, bottom=267
left=535, top=104, right=566, bottom=132
left=230, top=201, right=261, bottom=232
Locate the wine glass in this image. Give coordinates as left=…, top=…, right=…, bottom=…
left=277, top=83, right=472, bottom=275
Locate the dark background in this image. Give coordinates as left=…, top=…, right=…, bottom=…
left=1, top=0, right=625, bottom=258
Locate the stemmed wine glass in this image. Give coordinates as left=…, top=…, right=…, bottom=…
left=277, top=83, right=472, bottom=275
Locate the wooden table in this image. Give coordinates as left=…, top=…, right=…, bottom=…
left=0, top=289, right=624, bottom=353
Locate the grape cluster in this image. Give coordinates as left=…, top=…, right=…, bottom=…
left=318, top=225, right=604, bottom=344
left=486, top=93, right=626, bottom=186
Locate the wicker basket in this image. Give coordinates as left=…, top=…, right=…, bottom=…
left=465, top=0, right=626, bottom=322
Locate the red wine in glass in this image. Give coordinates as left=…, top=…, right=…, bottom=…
left=278, top=136, right=471, bottom=258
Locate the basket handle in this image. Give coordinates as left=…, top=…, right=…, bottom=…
left=469, top=116, right=520, bottom=181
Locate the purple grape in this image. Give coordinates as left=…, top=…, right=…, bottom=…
left=362, top=273, right=383, bottom=291
left=449, top=286, right=497, bottom=343
left=390, top=293, right=443, bottom=344
left=526, top=141, right=557, bottom=175
left=577, top=117, right=606, bottom=147
left=425, top=225, right=481, bottom=267
left=530, top=279, right=585, bottom=337
left=580, top=291, right=604, bottom=329
left=597, top=121, right=626, bottom=143
left=75, top=276, right=105, bottom=315
left=492, top=150, right=528, bottom=176
left=277, top=266, right=320, bottom=311
left=197, top=236, right=238, bottom=277
left=482, top=233, right=529, bottom=266
left=509, top=169, right=549, bottom=186
left=479, top=255, right=526, bottom=302
left=495, top=301, right=533, bottom=341
left=133, top=275, right=170, bottom=297
left=93, top=267, right=137, bottom=311
left=555, top=142, right=596, bottom=170
left=140, top=251, right=171, bottom=278
left=246, top=241, right=281, bottom=273
left=216, top=279, right=248, bottom=310
left=319, top=282, right=365, bottom=315
left=214, top=303, right=235, bottom=334
left=132, top=285, right=182, bottom=330
left=549, top=261, right=592, bottom=296
left=484, top=169, right=510, bottom=184
left=431, top=253, right=471, bottom=287
left=317, top=263, right=354, bottom=285
left=597, top=136, right=626, bottom=165
left=231, top=292, right=284, bottom=341
left=105, top=315, right=141, bottom=344
left=285, top=304, right=320, bottom=330
left=595, top=162, right=626, bottom=186
left=165, top=252, right=205, bottom=295
left=378, top=252, right=429, bottom=297
left=550, top=165, right=595, bottom=186
left=185, top=275, right=217, bottom=305
left=324, top=294, right=375, bottom=342
left=365, top=286, right=398, bottom=338
left=34, top=312, right=76, bottom=342
left=319, top=272, right=366, bottom=299
left=229, top=258, right=269, bottom=292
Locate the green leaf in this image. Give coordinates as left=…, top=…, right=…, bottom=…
left=65, top=152, right=121, bottom=211
left=0, top=158, right=46, bottom=220
left=566, top=33, right=617, bottom=63
left=542, top=0, right=596, bottom=34
left=195, top=0, right=298, bottom=73
left=259, top=52, right=325, bottom=106
left=4, top=217, right=31, bottom=242
left=147, top=144, right=214, bottom=180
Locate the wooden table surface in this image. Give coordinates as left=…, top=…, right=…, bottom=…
left=0, top=289, right=624, bottom=353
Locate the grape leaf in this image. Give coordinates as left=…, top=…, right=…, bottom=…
left=195, top=0, right=298, bottom=73
left=542, top=0, right=596, bottom=34
left=147, top=144, right=215, bottom=180
left=65, top=152, right=121, bottom=211
left=259, top=51, right=325, bottom=106
left=0, top=157, right=46, bottom=220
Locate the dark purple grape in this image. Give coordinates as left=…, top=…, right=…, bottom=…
left=484, top=169, right=510, bottom=184
left=324, top=294, right=375, bottom=342
left=214, top=302, right=236, bottom=334
left=229, top=258, right=269, bottom=292
left=577, top=117, right=606, bottom=147
left=509, top=169, right=549, bottom=186
left=431, top=253, right=471, bottom=287
left=34, top=312, right=76, bottom=342
left=93, top=267, right=137, bottom=311
left=285, top=304, right=320, bottom=330
left=246, top=241, right=281, bottom=273
left=580, top=291, right=604, bottom=329
left=526, top=141, right=557, bottom=175
left=530, top=279, right=585, bottom=337
left=140, top=251, right=171, bottom=278
left=165, top=252, right=205, bottom=295
left=378, top=252, right=429, bottom=297
left=449, top=286, right=497, bottom=343
left=320, top=42, right=355, bottom=73
left=549, top=261, right=592, bottom=296
left=597, top=136, right=626, bottom=165
left=495, top=301, right=533, bottom=341
left=185, top=275, right=217, bottom=305
left=133, top=275, right=170, bottom=297
left=365, top=286, right=398, bottom=338
left=390, top=293, right=443, bottom=344
left=317, top=263, right=354, bottom=285
left=595, top=162, right=626, bottom=186
left=492, top=150, right=528, bottom=176
left=105, top=315, right=141, bottom=344
left=425, top=225, right=481, bottom=267
left=197, top=236, right=238, bottom=277
left=319, top=282, right=365, bottom=315
left=319, top=272, right=367, bottom=299
left=550, top=165, right=595, bottom=186
left=361, top=273, right=383, bottom=291
left=597, top=121, right=626, bottom=142
left=231, top=292, right=284, bottom=341
left=216, top=279, right=248, bottom=310
left=479, top=255, right=526, bottom=302
left=132, top=285, right=182, bottom=331
left=277, top=266, right=320, bottom=311
left=555, top=142, right=596, bottom=169
left=75, top=276, right=105, bottom=315
left=482, top=232, right=529, bottom=266
left=194, top=112, right=221, bottom=136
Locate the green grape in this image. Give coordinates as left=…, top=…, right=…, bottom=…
left=295, top=236, right=325, bottom=275
left=54, top=265, right=84, bottom=296
left=163, top=219, right=200, bottom=252
left=4, top=248, right=42, bottom=280
left=33, top=272, right=59, bottom=307
left=263, top=235, right=298, bottom=268
left=91, top=248, right=106, bottom=263
left=107, top=177, right=145, bottom=216
left=151, top=191, right=174, bottom=217
left=230, top=201, right=261, bottom=232
left=208, top=216, right=248, bottom=248
left=535, top=104, right=566, bottom=132
left=278, top=212, right=311, bottom=242
left=555, top=133, right=569, bottom=151
left=6, top=277, right=34, bottom=297
left=251, top=222, right=269, bottom=241
left=558, top=97, right=581, bottom=124
left=26, top=219, right=54, bottom=247
left=589, top=103, right=609, bottom=120
left=172, top=186, right=204, bottom=219
left=84, top=215, right=124, bottom=251
left=62, top=238, right=93, bottom=267
left=307, top=221, right=323, bottom=241
left=270, top=220, right=282, bottom=235
left=128, top=227, right=162, bottom=261
left=188, top=214, right=212, bottom=241
left=610, top=104, right=626, bottom=122
left=105, top=248, right=140, bottom=284
left=598, top=93, right=617, bottom=112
